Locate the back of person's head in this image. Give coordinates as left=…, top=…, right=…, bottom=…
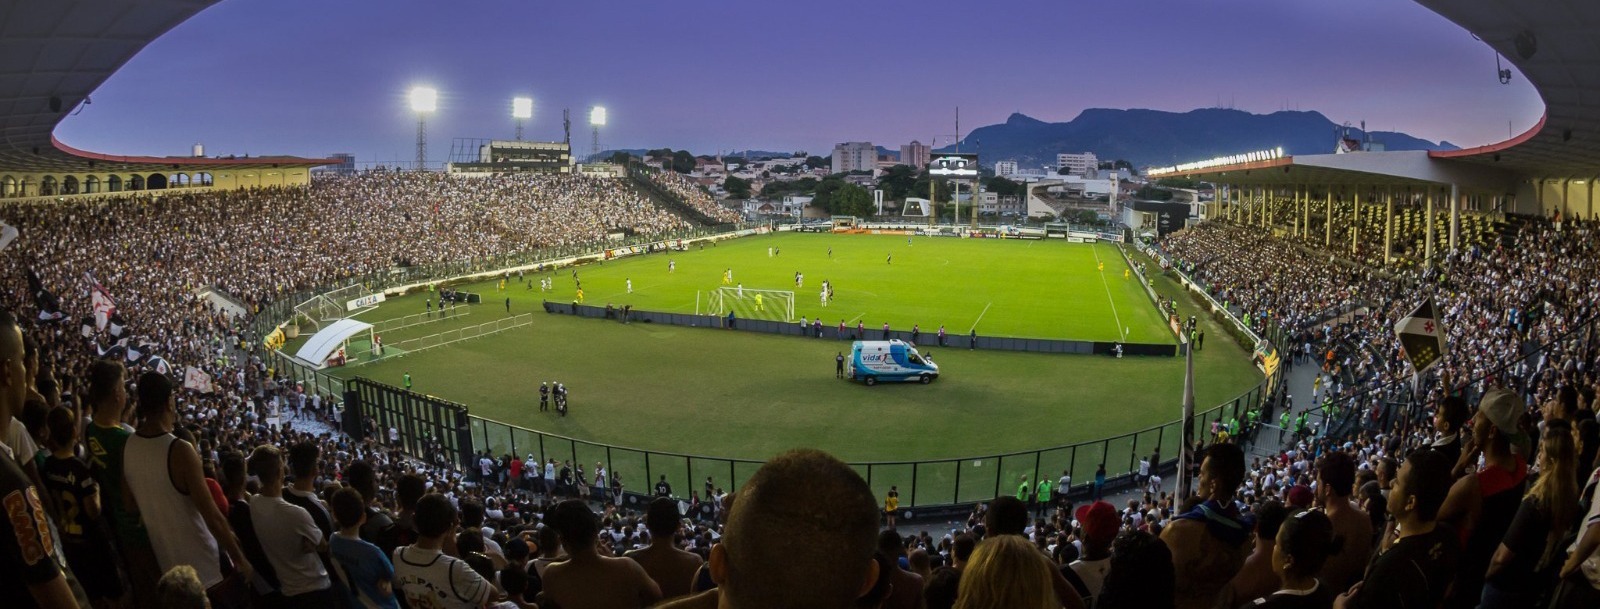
left=87, top=359, right=124, bottom=408
left=859, top=552, right=895, bottom=609
left=247, top=444, right=283, bottom=482
left=982, top=496, right=1028, bottom=536
left=721, top=449, right=878, bottom=609
left=1316, top=450, right=1357, bottom=498
left=415, top=493, right=459, bottom=539
left=908, top=547, right=931, bottom=572
left=287, top=441, right=319, bottom=481
left=500, top=564, right=530, bottom=599
left=135, top=371, right=172, bottom=420
left=344, top=460, right=378, bottom=503
left=877, top=529, right=907, bottom=558
left=550, top=499, right=598, bottom=551
left=1438, top=395, right=1469, bottom=432
left=459, top=498, right=486, bottom=527
left=1097, top=530, right=1175, bottom=609
left=951, top=534, right=976, bottom=564
left=645, top=496, right=682, bottom=538
left=219, top=450, right=246, bottom=493
left=456, top=528, right=487, bottom=554
left=330, top=487, right=366, bottom=530
left=1254, top=500, right=1290, bottom=542
left=953, top=535, right=1055, bottom=609
left=1202, top=442, right=1246, bottom=500
left=1396, top=449, right=1452, bottom=522
left=537, top=524, right=560, bottom=556
left=396, top=473, right=426, bottom=509
left=924, top=566, right=962, bottom=609
left=45, top=405, right=76, bottom=451
left=156, top=565, right=211, bottom=609
left=1276, top=508, right=1343, bottom=578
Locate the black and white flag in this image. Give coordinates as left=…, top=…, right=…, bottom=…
left=1395, top=298, right=1447, bottom=375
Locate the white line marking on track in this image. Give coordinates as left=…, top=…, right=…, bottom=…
left=969, top=302, right=992, bottom=333
left=1091, top=246, right=1128, bottom=341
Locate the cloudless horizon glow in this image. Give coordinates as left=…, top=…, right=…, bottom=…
left=50, top=0, right=1544, bottom=164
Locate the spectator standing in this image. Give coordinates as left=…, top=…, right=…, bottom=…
left=329, top=487, right=399, bottom=609
left=1097, top=530, right=1175, bottom=609
left=1245, top=508, right=1343, bottom=609
left=876, top=530, right=925, bottom=609
left=123, top=371, right=252, bottom=600
left=1067, top=500, right=1119, bottom=606
left=1335, top=450, right=1459, bottom=609
left=1162, top=442, right=1255, bottom=609
left=39, top=405, right=126, bottom=604
left=247, top=444, right=337, bottom=604
left=84, top=359, right=162, bottom=603
left=0, top=312, right=80, bottom=608
left=953, top=535, right=1056, bottom=609
left=1217, top=501, right=1291, bottom=609
left=1313, top=451, right=1372, bottom=592
left=542, top=499, right=662, bottom=608
left=393, top=494, right=497, bottom=609
left=625, top=498, right=704, bottom=601
left=1438, top=390, right=1528, bottom=609
left=1481, top=422, right=1580, bottom=608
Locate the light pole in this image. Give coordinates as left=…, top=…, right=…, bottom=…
left=512, top=97, right=533, bottom=141
left=409, top=87, right=437, bottom=171
left=589, top=106, right=607, bottom=161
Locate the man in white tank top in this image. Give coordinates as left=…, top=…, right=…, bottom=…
left=123, top=371, right=252, bottom=597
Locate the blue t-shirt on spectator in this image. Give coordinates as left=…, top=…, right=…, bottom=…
left=331, top=532, right=400, bottom=609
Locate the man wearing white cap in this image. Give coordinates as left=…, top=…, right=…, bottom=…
left=1437, top=389, right=1530, bottom=609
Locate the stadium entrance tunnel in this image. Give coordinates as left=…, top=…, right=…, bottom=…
left=146, top=173, right=167, bottom=189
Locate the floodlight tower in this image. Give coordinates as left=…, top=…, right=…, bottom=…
left=409, top=87, right=437, bottom=171
left=512, top=97, right=533, bottom=141
left=589, top=106, right=607, bottom=160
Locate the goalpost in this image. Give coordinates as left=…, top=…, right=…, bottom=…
left=708, top=287, right=796, bottom=322
left=293, top=284, right=375, bottom=330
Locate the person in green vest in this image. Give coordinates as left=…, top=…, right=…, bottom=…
left=1035, top=477, right=1052, bottom=517
left=1016, top=475, right=1030, bottom=501
left=403, top=371, right=412, bottom=390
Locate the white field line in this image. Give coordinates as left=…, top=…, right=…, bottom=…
left=969, top=302, right=993, bottom=333
left=1091, top=245, right=1128, bottom=341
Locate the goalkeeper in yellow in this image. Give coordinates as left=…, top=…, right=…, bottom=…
left=753, top=292, right=765, bottom=312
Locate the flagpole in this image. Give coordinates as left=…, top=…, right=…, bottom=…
left=1177, top=340, right=1197, bottom=500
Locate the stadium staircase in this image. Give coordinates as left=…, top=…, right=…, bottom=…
left=623, top=163, right=731, bottom=227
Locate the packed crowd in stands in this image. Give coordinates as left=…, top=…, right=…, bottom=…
left=2, top=170, right=1600, bottom=609
left=644, top=171, right=742, bottom=224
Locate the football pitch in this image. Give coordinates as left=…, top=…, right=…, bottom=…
left=471, top=232, right=1172, bottom=343
left=309, top=234, right=1262, bottom=474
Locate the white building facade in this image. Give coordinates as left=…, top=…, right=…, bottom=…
left=1056, top=152, right=1099, bottom=177
left=832, top=142, right=876, bottom=175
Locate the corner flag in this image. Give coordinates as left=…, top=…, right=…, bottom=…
left=1394, top=298, right=1446, bottom=375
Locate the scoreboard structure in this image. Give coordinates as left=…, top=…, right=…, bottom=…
left=447, top=139, right=571, bottom=174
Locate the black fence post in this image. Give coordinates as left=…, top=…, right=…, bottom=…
left=911, top=463, right=919, bottom=507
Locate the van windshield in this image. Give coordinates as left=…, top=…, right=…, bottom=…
left=907, top=355, right=923, bottom=364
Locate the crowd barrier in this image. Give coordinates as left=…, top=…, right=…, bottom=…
left=541, top=301, right=1179, bottom=357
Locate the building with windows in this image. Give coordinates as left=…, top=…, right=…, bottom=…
left=899, top=140, right=930, bottom=169
left=1056, top=152, right=1099, bottom=177
left=832, top=142, right=877, bottom=174
left=994, top=160, right=1019, bottom=176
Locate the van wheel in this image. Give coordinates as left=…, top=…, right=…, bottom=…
left=919, top=374, right=932, bottom=384
left=864, top=376, right=877, bottom=386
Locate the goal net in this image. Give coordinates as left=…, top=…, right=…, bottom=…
left=293, top=284, right=373, bottom=330
left=708, top=287, right=795, bottom=322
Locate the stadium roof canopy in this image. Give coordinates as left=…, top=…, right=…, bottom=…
left=0, top=0, right=335, bottom=173
left=1156, top=0, right=1600, bottom=190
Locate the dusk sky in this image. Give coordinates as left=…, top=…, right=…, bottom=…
left=53, top=0, right=1543, bottom=165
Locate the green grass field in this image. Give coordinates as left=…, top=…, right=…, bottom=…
left=299, top=233, right=1262, bottom=504
left=449, top=233, right=1172, bottom=343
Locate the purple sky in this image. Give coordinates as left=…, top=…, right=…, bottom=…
left=53, top=0, right=1543, bottom=164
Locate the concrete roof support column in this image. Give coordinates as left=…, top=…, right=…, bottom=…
left=1384, top=189, right=1394, bottom=265
left=1352, top=189, right=1361, bottom=254
left=1325, top=190, right=1333, bottom=246
left=1449, top=183, right=1459, bottom=252
left=1426, top=188, right=1435, bottom=265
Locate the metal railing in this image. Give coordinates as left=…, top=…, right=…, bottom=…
left=464, top=367, right=1278, bottom=509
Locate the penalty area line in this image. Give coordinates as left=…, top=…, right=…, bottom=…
left=969, top=302, right=992, bottom=333
left=846, top=312, right=866, bottom=325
